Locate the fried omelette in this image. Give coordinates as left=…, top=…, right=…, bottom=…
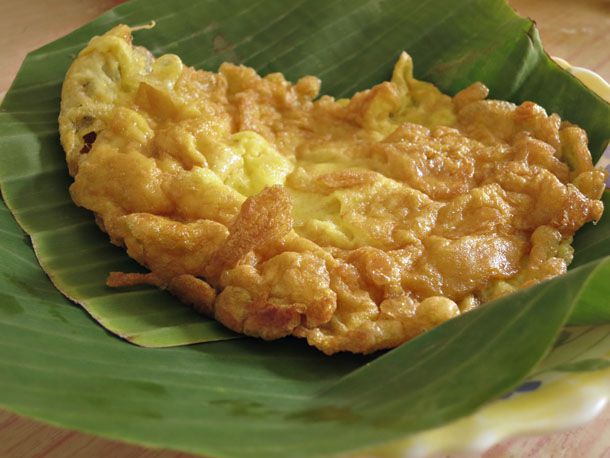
left=59, top=25, right=606, bottom=354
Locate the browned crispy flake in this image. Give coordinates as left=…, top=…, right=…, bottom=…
left=168, top=274, right=217, bottom=316
left=205, top=185, right=293, bottom=281
left=106, top=272, right=163, bottom=288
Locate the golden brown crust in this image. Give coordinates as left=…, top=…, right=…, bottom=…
left=61, top=26, right=606, bottom=354
left=167, top=275, right=217, bottom=316
left=106, top=271, right=163, bottom=288
left=316, top=169, right=379, bottom=189
left=205, top=185, right=293, bottom=282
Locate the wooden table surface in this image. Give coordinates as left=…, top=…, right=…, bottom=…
left=1, top=0, right=610, bottom=457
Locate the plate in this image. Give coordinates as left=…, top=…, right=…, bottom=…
left=384, top=325, right=610, bottom=457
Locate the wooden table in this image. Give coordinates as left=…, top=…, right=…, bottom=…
left=1, top=0, right=610, bottom=457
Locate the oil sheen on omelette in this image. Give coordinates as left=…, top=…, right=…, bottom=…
left=59, top=25, right=606, bottom=354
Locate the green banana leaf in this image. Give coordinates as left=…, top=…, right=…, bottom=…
left=1, top=0, right=610, bottom=457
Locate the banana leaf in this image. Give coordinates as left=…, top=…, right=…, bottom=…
left=0, top=0, right=609, bottom=457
